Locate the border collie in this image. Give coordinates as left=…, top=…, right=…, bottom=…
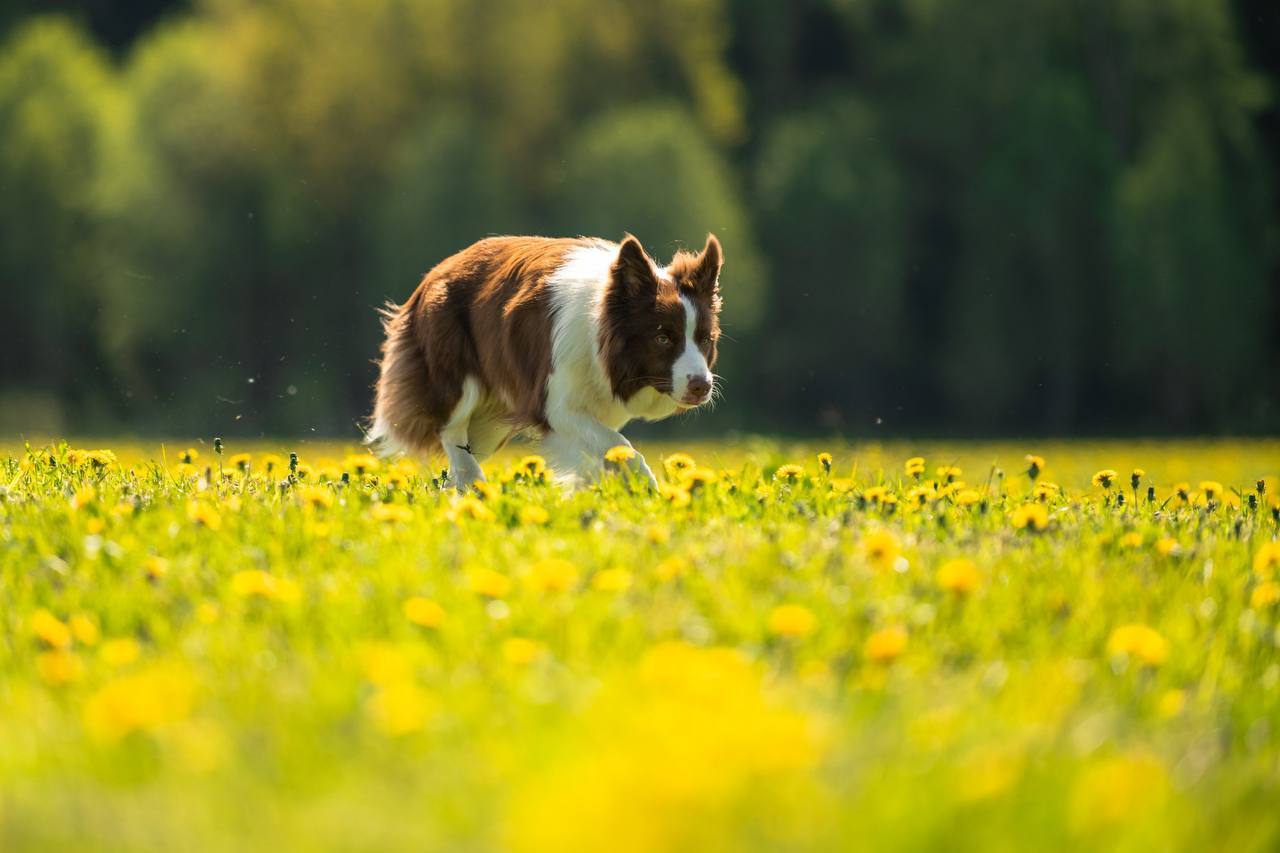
left=368, top=234, right=722, bottom=489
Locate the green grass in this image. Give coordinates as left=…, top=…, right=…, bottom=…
left=2, top=438, right=1279, bottom=851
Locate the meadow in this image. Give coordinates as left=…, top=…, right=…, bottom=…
left=2, top=437, right=1279, bottom=851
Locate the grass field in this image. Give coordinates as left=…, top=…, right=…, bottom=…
left=3, top=437, right=1279, bottom=851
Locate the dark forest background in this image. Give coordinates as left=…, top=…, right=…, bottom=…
left=2, top=0, right=1277, bottom=439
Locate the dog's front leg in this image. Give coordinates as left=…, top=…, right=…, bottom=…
left=541, top=410, right=657, bottom=489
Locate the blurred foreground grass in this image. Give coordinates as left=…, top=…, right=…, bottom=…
left=2, top=437, right=1279, bottom=851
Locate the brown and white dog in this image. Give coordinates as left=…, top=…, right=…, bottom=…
left=368, top=234, right=723, bottom=489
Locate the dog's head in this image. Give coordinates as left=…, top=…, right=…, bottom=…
left=600, top=234, right=723, bottom=408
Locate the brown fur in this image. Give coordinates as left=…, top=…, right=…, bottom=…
left=371, top=236, right=595, bottom=455
left=600, top=235, right=722, bottom=400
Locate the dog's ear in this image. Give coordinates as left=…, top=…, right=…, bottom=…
left=689, top=234, right=723, bottom=302
left=611, top=235, right=658, bottom=299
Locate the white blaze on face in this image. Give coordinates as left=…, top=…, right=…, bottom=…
left=671, top=295, right=712, bottom=403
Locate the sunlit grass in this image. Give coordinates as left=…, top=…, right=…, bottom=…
left=2, top=438, right=1278, bottom=851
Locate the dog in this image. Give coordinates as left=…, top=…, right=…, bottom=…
left=368, top=234, right=723, bottom=489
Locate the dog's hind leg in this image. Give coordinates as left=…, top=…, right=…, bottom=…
left=440, top=377, right=486, bottom=492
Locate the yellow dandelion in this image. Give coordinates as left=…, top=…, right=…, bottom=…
left=936, top=465, right=962, bottom=484
left=936, top=559, right=981, bottom=596
left=659, top=482, right=692, bottom=507
left=1033, top=482, right=1059, bottom=501
left=187, top=501, right=222, bottom=531
left=468, top=567, right=512, bottom=598
left=1107, top=624, right=1168, bottom=666
left=298, top=485, right=334, bottom=509
left=1199, top=480, right=1224, bottom=502
left=774, top=464, right=805, bottom=481
left=863, top=530, right=901, bottom=569
left=1173, top=482, right=1191, bottom=503
left=100, top=638, right=142, bottom=668
left=864, top=627, right=908, bottom=664
left=230, top=570, right=301, bottom=603
left=817, top=452, right=833, bottom=473
left=446, top=496, right=496, bottom=523
left=603, top=445, right=636, bottom=465
left=830, top=477, right=856, bottom=494
left=591, top=568, right=633, bottom=592
left=1251, top=581, right=1279, bottom=609
left=371, top=503, right=413, bottom=524
left=662, top=453, right=696, bottom=478
left=904, top=457, right=926, bottom=478
left=228, top=452, right=252, bottom=472
left=344, top=454, right=380, bottom=476
left=767, top=604, right=817, bottom=638
left=365, top=682, right=432, bottom=736
left=502, top=637, right=543, bottom=666
left=1011, top=503, right=1049, bottom=531
left=1119, top=531, right=1144, bottom=549
left=30, top=609, right=72, bottom=649
left=403, top=597, right=445, bottom=629
left=953, top=489, right=982, bottom=507
left=1092, top=469, right=1117, bottom=489
left=1025, top=455, right=1046, bottom=479
left=260, top=454, right=284, bottom=474
left=83, top=665, right=196, bottom=743
left=529, top=558, right=579, bottom=593
left=655, top=556, right=688, bottom=582
left=179, top=448, right=200, bottom=464
left=36, top=651, right=83, bottom=686
left=1155, top=538, right=1180, bottom=557
left=519, top=504, right=550, bottom=526
left=70, top=614, right=100, bottom=646
left=516, top=455, right=547, bottom=479
left=470, top=479, right=499, bottom=500
left=1254, top=541, right=1280, bottom=578
left=680, top=467, right=719, bottom=491
left=863, top=485, right=890, bottom=504
left=144, top=556, right=169, bottom=580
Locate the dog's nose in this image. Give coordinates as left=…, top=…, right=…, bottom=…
left=684, top=375, right=711, bottom=402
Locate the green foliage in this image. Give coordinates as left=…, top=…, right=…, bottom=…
left=554, top=103, right=764, bottom=326
left=2, top=437, right=1279, bottom=849
left=0, top=0, right=1275, bottom=436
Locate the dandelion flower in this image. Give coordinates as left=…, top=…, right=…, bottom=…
left=230, top=570, right=301, bottom=603
left=1199, top=481, right=1224, bottom=503
left=1254, top=542, right=1280, bottom=578
left=1011, top=503, right=1049, bottom=531
left=529, top=558, right=579, bottom=593
left=100, top=638, right=142, bottom=667
left=516, top=455, right=547, bottom=479
left=864, top=627, right=908, bottom=664
left=70, top=615, right=99, bottom=646
left=519, top=505, right=550, bottom=526
left=1155, top=538, right=1180, bottom=557
left=403, top=597, right=445, bottom=629
left=1119, top=532, right=1144, bottom=549
left=30, top=609, right=72, bottom=649
left=1250, top=581, right=1279, bottom=609
left=659, top=483, right=692, bottom=507
left=936, top=465, right=962, bottom=484
left=1092, top=469, right=1117, bottom=489
left=468, top=568, right=512, bottom=598
left=187, top=502, right=222, bottom=530
left=1107, top=624, right=1168, bottom=667
left=817, top=452, right=833, bottom=473
left=591, top=568, right=633, bottom=592
left=298, top=486, right=334, bottom=509
left=37, top=650, right=83, bottom=685
left=344, top=454, right=380, bottom=476
left=953, top=489, right=982, bottom=507
left=228, top=453, right=252, bottom=472
left=1173, top=482, right=1191, bottom=503
left=1033, top=482, right=1059, bottom=502
left=936, top=559, right=981, bottom=596
left=663, top=453, right=696, bottom=478
left=603, top=445, right=636, bottom=465
left=904, top=457, right=926, bottom=478
left=83, top=665, right=196, bottom=743
left=655, top=556, right=688, bottom=582
left=1025, top=455, right=1045, bottom=480
left=774, top=464, right=804, bottom=481
left=179, top=448, right=199, bottom=464
left=862, top=530, right=900, bottom=570
left=502, top=637, right=543, bottom=665
left=767, top=604, right=817, bottom=638
left=371, top=504, right=413, bottom=524
left=365, top=682, right=432, bottom=736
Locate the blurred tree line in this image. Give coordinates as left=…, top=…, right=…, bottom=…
left=1, top=0, right=1276, bottom=438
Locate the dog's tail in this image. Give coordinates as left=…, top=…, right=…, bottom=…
left=367, top=294, right=440, bottom=457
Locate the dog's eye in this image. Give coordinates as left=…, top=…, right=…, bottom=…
left=655, top=333, right=672, bottom=346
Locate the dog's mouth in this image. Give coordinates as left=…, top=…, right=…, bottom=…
left=673, top=391, right=712, bottom=409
